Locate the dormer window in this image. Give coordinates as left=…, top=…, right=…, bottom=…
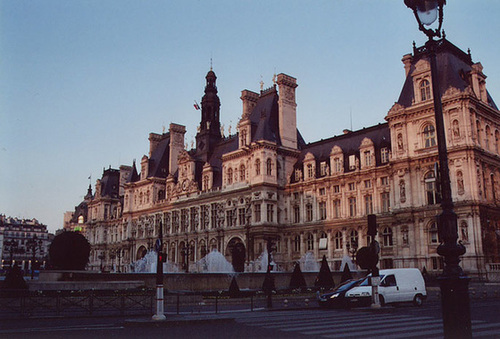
left=420, top=79, right=431, bottom=101
left=381, top=147, right=389, bottom=163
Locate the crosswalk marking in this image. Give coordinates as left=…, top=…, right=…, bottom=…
left=235, top=309, right=500, bottom=339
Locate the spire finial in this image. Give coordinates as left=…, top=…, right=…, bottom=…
left=210, top=57, right=213, bottom=71
left=260, top=75, right=264, bottom=91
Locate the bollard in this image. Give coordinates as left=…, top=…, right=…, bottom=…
left=283, top=299, right=288, bottom=308
left=305, top=298, right=309, bottom=306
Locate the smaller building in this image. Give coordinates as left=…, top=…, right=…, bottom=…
left=0, top=215, right=52, bottom=272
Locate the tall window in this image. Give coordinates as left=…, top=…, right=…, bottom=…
left=306, top=233, right=314, bottom=251
left=211, top=204, right=217, bottom=229
left=333, top=200, right=341, bottom=218
left=425, top=171, right=440, bottom=205
left=293, top=206, right=300, bottom=223
left=423, top=125, right=436, bottom=148
left=307, top=164, right=314, bottom=179
left=254, top=204, right=261, bottom=222
left=266, top=204, right=274, bottom=222
left=190, top=207, right=197, bottom=232
left=364, top=151, right=372, bottom=167
left=226, top=210, right=234, bottom=227
left=238, top=208, right=246, bottom=225
left=334, top=157, right=342, bottom=173
left=349, top=229, right=359, bottom=248
left=485, top=125, right=491, bottom=150
left=364, top=195, right=373, bottom=215
left=420, top=79, right=431, bottom=101
left=348, top=197, right=356, bottom=217
left=255, top=159, right=261, bottom=176
left=382, top=227, right=393, bottom=247
left=227, top=168, right=233, bottom=184
left=266, top=159, right=272, bottom=175
left=320, top=162, right=328, bottom=176
left=334, top=231, right=343, bottom=250
left=495, top=130, right=500, bottom=154
left=476, top=120, right=482, bottom=146
left=381, top=147, right=389, bottom=163
left=306, top=203, right=313, bottom=222
left=381, top=192, right=390, bottom=212
left=319, top=202, right=327, bottom=220
left=294, top=235, right=301, bottom=252
left=429, top=222, right=438, bottom=244
left=240, top=164, right=246, bottom=181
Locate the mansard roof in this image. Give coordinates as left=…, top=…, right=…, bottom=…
left=207, top=135, right=239, bottom=187
left=397, top=38, right=497, bottom=109
left=296, top=123, right=390, bottom=165
left=100, top=168, right=120, bottom=198
left=147, top=134, right=171, bottom=178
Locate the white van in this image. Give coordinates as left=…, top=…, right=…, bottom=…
left=345, top=268, right=427, bottom=307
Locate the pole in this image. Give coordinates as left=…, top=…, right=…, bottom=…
left=427, top=38, right=471, bottom=338
left=152, top=220, right=166, bottom=321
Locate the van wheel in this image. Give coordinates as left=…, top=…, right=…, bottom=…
left=413, top=294, right=424, bottom=307
left=379, top=295, right=385, bottom=306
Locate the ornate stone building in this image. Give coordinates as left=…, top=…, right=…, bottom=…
left=76, top=39, right=500, bottom=277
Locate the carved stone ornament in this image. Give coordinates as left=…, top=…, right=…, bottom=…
left=388, top=103, right=404, bottom=116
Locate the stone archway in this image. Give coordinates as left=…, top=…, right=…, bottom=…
left=227, top=237, right=246, bottom=272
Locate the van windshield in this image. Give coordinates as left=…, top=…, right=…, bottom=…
left=359, top=274, right=386, bottom=286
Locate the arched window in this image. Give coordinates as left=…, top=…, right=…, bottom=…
left=227, top=168, right=233, bottom=184
left=266, top=158, right=272, bottom=175
left=306, top=233, right=314, bottom=251
left=382, top=227, right=393, bottom=247
left=429, top=222, right=438, bottom=244
left=425, top=171, right=440, bottom=205
left=349, top=229, right=358, bottom=249
left=423, top=125, right=436, bottom=148
left=485, top=125, right=491, bottom=150
left=334, top=231, right=343, bottom=250
left=255, top=159, right=261, bottom=176
left=240, top=164, right=246, bottom=181
left=158, top=190, right=165, bottom=200
left=491, top=173, right=497, bottom=201
left=420, top=79, right=431, bottom=101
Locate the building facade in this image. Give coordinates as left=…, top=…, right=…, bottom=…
left=0, top=215, right=52, bottom=272
left=76, top=39, right=500, bottom=277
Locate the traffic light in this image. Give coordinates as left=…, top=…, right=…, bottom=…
left=368, top=214, right=377, bottom=237
left=158, top=252, right=167, bottom=263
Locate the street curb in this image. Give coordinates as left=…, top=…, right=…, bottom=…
left=124, top=316, right=235, bottom=327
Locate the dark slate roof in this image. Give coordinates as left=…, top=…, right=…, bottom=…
left=207, top=135, right=239, bottom=187
left=100, top=168, right=120, bottom=198
left=398, top=39, right=497, bottom=109
left=294, top=123, right=390, bottom=175
left=249, top=87, right=280, bottom=144
left=127, top=160, right=140, bottom=183
left=148, top=134, right=170, bottom=178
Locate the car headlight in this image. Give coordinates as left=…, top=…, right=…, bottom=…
left=329, top=293, right=340, bottom=299
left=361, top=292, right=370, bottom=296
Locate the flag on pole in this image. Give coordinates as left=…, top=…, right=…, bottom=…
left=193, top=101, right=200, bottom=110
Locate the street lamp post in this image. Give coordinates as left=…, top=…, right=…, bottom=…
left=98, top=252, right=105, bottom=272
left=5, top=239, right=19, bottom=268
left=403, top=1, right=471, bottom=337
left=26, top=235, right=42, bottom=280
left=116, top=249, right=124, bottom=273
left=152, top=221, right=166, bottom=321
left=181, top=243, right=193, bottom=273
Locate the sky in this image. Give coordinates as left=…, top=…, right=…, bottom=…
left=2, top=1, right=500, bottom=233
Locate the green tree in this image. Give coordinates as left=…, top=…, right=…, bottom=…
left=49, top=231, right=90, bottom=270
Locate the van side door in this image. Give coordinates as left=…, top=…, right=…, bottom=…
left=379, top=274, right=399, bottom=303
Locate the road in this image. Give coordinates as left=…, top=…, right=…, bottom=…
left=1, top=299, right=499, bottom=338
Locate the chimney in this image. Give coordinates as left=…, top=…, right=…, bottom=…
left=402, top=54, right=413, bottom=77
left=168, top=123, right=186, bottom=176
left=277, top=73, right=298, bottom=149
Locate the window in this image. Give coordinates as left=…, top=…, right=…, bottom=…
left=381, top=147, right=389, bottom=163
left=334, top=231, right=343, bottom=250
left=402, top=227, right=409, bottom=246
left=349, top=155, right=356, bottom=170
left=254, top=204, right=261, bottom=222
left=381, top=192, right=390, bottom=212
left=306, top=203, right=313, bottom=222
left=348, top=197, right=356, bottom=217
left=333, top=185, right=340, bottom=193
left=432, top=257, right=444, bottom=270
left=238, top=208, right=246, bottom=225
left=320, top=161, right=328, bottom=176
left=348, top=182, right=356, bottom=191
left=190, top=207, right=197, bottom=231
left=227, top=168, right=233, bottom=184
left=381, top=176, right=389, bottom=186
left=382, top=227, right=393, bottom=247
left=319, top=188, right=326, bottom=196
left=294, top=235, right=301, bottom=252
left=255, top=159, right=261, bottom=176
left=333, top=200, right=341, bottom=218
left=420, top=79, right=431, bottom=101
left=425, top=171, right=440, bottom=205
left=485, top=125, right=491, bottom=150
left=181, top=209, right=189, bottom=232
left=364, top=180, right=372, bottom=189
left=319, top=201, right=327, bottom=220
left=211, top=204, right=217, bottom=229
left=349, top=229, right=359, bottom=249
left=429, top=222, right=438, bottom=244
left=307, top=164, right=314, bottom=179
left=423, top=125, right=436, bottom=148
left=240, top=164, right=246, bottom=181
left=476, top=120, right=481, bottom=146
left=495, top=130, right=500, bottom=154
left=293, top=206, right=300, bottom=223
left=306, top=233, right=314, bottom=251
left=266, top=204, right=274, bottom=222
left=226, top=210, right=234, bottom=227
left=266, top=159, right=272, bottom=175
left=364, top=151, right=372, bottom=167
left=364, top=195, right=373, bottom=215
left=334, top=158, right=342, bottom=173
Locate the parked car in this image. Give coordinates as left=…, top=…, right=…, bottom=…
left=317, top=278, right=364, bottom=308
left=345, top=268, right=427, bottom=307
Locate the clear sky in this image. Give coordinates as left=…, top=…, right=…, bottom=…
left=2, top=1, right=500, bottom=233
